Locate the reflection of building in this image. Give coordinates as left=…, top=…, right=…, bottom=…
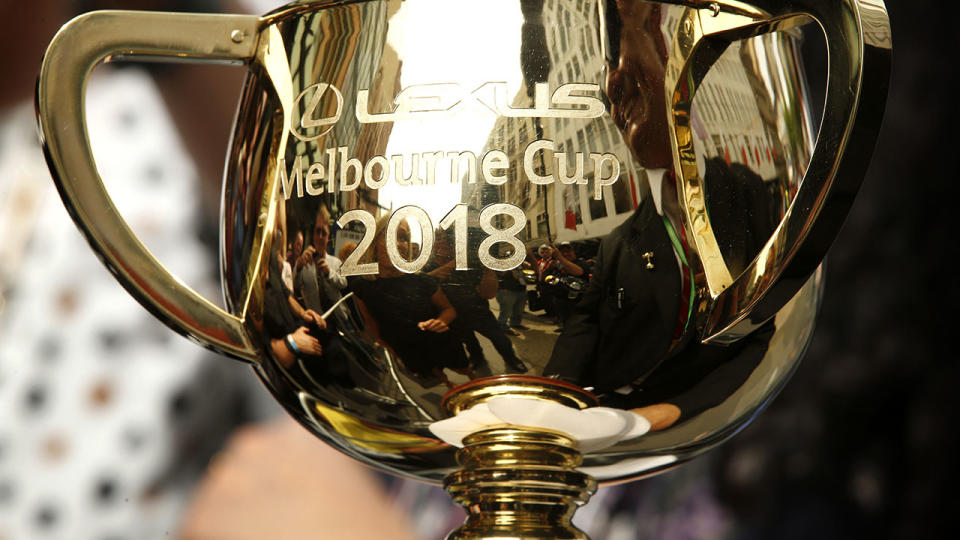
left=689, top=40, right=782, bottom=181
left=661, top=8, right=800, bottom=186
left=284, top=1, right=401, bottom=250
left=459, top=1, right=808, bottom=251
left=333, top=38, right=401, bottom=254
left=463, top=0, right=639, bottom=248
left=289, top=1, right=390, bottom=212
left=461, top=115, right=540, bottom=238
left=340, top=41, right=401, bottom=217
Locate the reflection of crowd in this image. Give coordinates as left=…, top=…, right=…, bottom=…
left=262, top=226, right=324, bottom=369
left=495, top=265, right=526, bottom=333
left=261, top=206, right=367, bottom=393
left=261, top=204, right=544, bottom=390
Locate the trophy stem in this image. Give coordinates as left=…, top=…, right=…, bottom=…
left=444, top=427, right=597, bottom=540
left=440, top=377, right=602, bottom=540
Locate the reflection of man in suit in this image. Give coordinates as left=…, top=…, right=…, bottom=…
left=545, top=0, right=776, bottom=430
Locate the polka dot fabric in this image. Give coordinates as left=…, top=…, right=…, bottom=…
left=0, top=69, right=251, bottom=540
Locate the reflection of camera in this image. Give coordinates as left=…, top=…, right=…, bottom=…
left=543, top=273, right=587, bottom=300
left=561, top=275, right=587, bottom=296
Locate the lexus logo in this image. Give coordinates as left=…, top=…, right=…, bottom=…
left=291, top=82, right=344, bottom=142
left=289, top=80, right=605, bottom=141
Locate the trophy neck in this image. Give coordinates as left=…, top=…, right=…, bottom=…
left=444, top=427, right=597, bottom=540
left=440, top=377, right=599, bottom=539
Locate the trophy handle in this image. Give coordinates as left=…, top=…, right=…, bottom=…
left=36, top=10, right=262, bottom=362
left=664, top=0, right=891, bottom=343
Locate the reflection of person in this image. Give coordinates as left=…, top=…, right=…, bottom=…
left=289, top=230, right=304, bottom=265
left=553, top=242, right=589, bottom=278
left=543, top=202, right=774, bottom=432
left=263, top=247, right=324, bottom=368
left=533, top=243, right=557, bottom=316
left=283, top=231, right=303, bottom=291
left=295, top=208, right=347, bottom=313
left=428, top=235, right=528, bottom=373
left=534, top=243, right=554, bottom=280
left=294, top=207, right=362, bottom=339
left=611, top=321, right=775, bottom=428
left=702, top=156, right=783, bottom=275
left=349, top=216, right=469, bottom=385
left=604, top=0, right=672, bottom=171
left=496, top=265, right=527, bottom=332
left=281, top=251, right=294, bottom=291
left=544, top=0, right=776, bottom=431
left=544, top=198, right=682, bottom=395
left=283, top=230, right=304, bottom=290
left=282, top=210, right=365, bottom=387
left=547, top=241, right=590, bottom=330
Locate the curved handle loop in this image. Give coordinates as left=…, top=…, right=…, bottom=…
left=37, top=10, right=262, bottom=361
left=664, top=0, right=891, bottom=343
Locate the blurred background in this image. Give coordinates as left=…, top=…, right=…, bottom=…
left=0, top=0, right=953, bottom=539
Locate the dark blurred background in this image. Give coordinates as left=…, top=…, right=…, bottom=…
left=704, top=1, right=959, bottom=538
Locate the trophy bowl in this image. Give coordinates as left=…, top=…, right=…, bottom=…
left=37, top=0, right=890, bottom=537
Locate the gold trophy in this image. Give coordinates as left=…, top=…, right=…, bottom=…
left=37, top=0, right=890, bottom=538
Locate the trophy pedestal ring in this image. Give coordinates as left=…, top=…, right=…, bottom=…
left=441, top=378, right=600, bottom=540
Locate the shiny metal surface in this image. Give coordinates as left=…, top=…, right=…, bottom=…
left=446, top=426, right=596, bottom=540
left=37, top=0, right=890, bottom=516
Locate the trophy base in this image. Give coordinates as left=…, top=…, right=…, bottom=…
left=442, top=377, right=599, bottom=540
